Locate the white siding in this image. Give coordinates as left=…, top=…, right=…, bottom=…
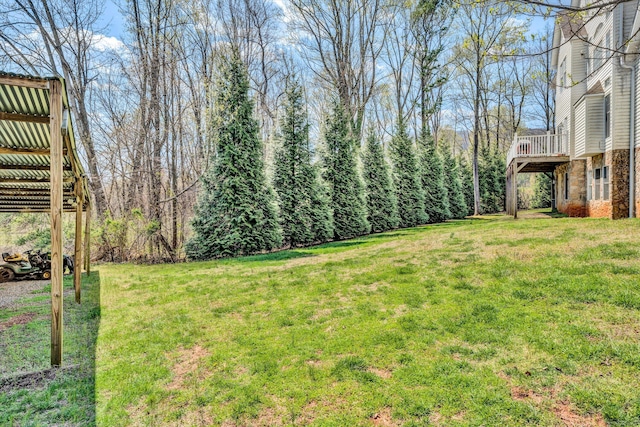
left=575, top=95, right=605, bottom=157
left=612, top=63, right=632, bottom=151
left=555, top=37, right=587, bottom=160
left=575, top=98, right=587, bottom=156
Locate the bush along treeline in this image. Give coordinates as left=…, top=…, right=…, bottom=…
left=186, top=54, right=500, bottom=260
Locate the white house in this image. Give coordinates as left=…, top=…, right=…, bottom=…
left=506, top=0, right=640, bottom=219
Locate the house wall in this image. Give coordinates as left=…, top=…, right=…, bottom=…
left=544, top=1, right=640, bottom=219
left=584, top=149, right=630, bottom=218
left=586, top=154, right=612, bottom=218
left=636, top=147, right=640, bottom=216
left=555, top=160, right=587, bottom=216
left=555, top=37, right=587, bottom=159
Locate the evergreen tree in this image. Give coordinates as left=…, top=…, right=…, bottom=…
left=479, top=146, right=506, bottom=214
left=479, top=145, right=494, bottom=213
left=321, top=100, right=370, bottom=240
left=459, top=156, right=474, bottom=216
left=273, top=78, right=333, bottom=247
left=531, top=173, right=552, bottom=208
left=308, top=164, right=335, bottom=242
left=185, top=51, right=282, bottom=259
left=418, top=129, right=450, bottom=223
left=389, top=120, right=428, bottom=227
left=362, top=129, right=399, bottom=232
left=441, top=145, right=468, bottom=219
left=492, top=149, right=506, bottom=212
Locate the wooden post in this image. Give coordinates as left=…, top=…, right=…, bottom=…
left=550, top=172, right=557, bottom=212
left=505, top=166, right=510, bottom=215
left=74, top=182, right=83, bottom=304
left=84, top=201, right=91, bottom=276
left=50, top=79, right=64, bottom=367
left=513, top=164, right=518, bottom=219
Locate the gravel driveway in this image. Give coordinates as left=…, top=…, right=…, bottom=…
left=0, top=280, right=49, bottom=310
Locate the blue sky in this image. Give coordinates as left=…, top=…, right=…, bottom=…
left=96, top=0, right=551, bottom=44
left=99, top=0, right=126, bottom=39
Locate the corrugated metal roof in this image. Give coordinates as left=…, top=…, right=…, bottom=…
left=0, top=71, right=90, bottom=212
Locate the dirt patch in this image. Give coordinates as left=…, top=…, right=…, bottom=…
left=368, top=367, right=392, bottom=379
left=248, top=406, right=286, bottom=426
left=354, top=282, right=389, bottom=293
left=0, top=312, right=37, bottom=332
left=371, top=407, right=401, bottom=426
left=0, top=365, right=77, bottom=393
left=553, top=401, right=607, bottom=427
left=166, top=345, right=209, bottom=391
left=310, top=308, right=332, bottom=321
left=429, top=411, right=443, bottom=426
left=511, top=386, right=545, bottom=404
left=508, top=384, right=606, bottom=427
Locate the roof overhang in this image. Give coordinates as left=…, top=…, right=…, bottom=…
left=0, top=72, right=90, bottom=213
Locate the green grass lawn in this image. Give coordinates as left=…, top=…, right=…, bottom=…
left=3, top=212, right=640, bottom=426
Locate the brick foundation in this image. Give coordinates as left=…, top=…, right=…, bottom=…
left=636, top=147, right=640, bottom=217
left=611, top=149, right=630, bottom=219
left=555, top=160, right=587, bottom=217
left=587, top=200, right=613, bottom=218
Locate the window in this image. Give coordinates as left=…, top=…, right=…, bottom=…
left=595, top=168, right=601, bottom=199
left=604, top=94, right=611, bottom=139
left=594, top=44, right=603, bottom=70
left=587, top=170, right=592, bottom=200
left=564, top=173, right=570, bottom=200
left=559, top=58, right=566, bottom=92
left=603, top=166, right=610, bottom=200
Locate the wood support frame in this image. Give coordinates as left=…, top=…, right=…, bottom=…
left=49, top=80, right=64, bottom=367
left=0, top=75, right=49, bottom=89
left=74, top=182, right=83, bottom=304
left=512, top=163, right=518, bottom=219
left=0, top=111, right=50, bottom=124
left=84, top=202, right=91, bottom=276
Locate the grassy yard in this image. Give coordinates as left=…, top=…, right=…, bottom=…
left=3, top=212, right=640, bottom=426
left=0, top=274, right=101, bottom=426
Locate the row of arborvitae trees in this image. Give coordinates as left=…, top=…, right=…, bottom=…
left=186, top=52, right=472, bottom=260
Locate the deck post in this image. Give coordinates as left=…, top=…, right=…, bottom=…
left=84, top=201, right=91, bottom=276
left=513, top=163, right=518, bottom=219
left=508, top=165, right=511, bottom=216
left=74, top=181, right=83, bottom=304
left=49, top=79, right=64, bottom=367
left=550, top=172, right=557, bottom=211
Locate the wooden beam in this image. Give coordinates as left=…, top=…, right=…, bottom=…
left=0, top=111, right=49, bottom=124
left=84, top=202, right=91, bottom=276
left=0, top=194, right=65, bottom=200
left=0, top=177, right=74, bottom=184
left=0, top=75, right=50, bottom=90
left=0, top=147, right=67, bottom=156
left=517, top=161, right=528, bottom=174
left=74, top=185, right=83, bottom=304
left=49, top=79, right=64, bottom=367
left=0, top=164, right=72, bottom=171
left=0, top=208, right=78, bottom=213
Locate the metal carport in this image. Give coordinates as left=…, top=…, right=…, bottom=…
left=0, top=72, right=91, bottom=366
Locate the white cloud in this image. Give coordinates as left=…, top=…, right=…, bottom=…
left=93, top=34, right=125, bottom=52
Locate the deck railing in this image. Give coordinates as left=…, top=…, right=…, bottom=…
left=506, top=132, right=569, bottom=166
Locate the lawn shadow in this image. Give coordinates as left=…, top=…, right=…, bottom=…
left=309, top=240, right=369, bottom=252
left=540, top=209, right=568, bottom=218
left=0, top=271, right=101, bottom=426
left=234, top=250, right=315, bottom=263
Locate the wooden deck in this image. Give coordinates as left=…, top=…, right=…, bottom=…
left=506, top=133, right=570, bottom=218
